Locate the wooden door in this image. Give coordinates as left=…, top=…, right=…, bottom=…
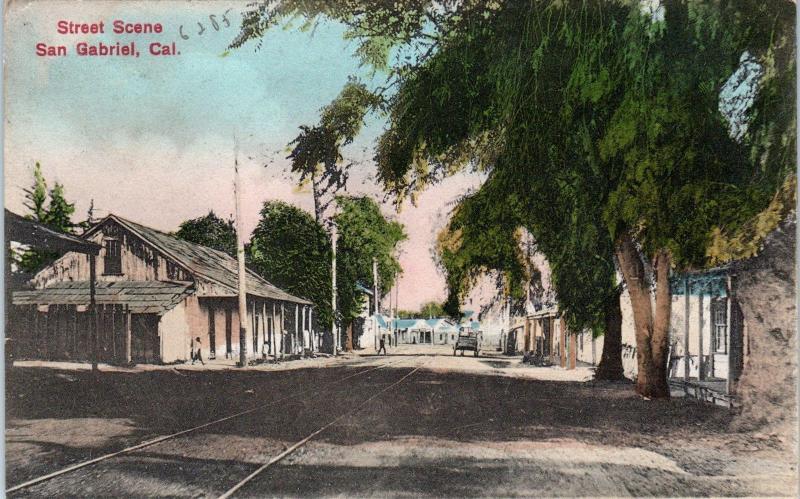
left=208, top=306, right=216, bottom=359
left=225, top=308, right=233, bottom=358
left=131, top=314, right=160, bottom=363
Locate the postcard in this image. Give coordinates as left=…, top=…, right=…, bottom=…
left=3, top=0, right=798, bottom=497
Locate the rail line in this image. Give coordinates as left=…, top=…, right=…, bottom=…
left=6, top=356, right=405, bottom=494
left=218, top=363, right=424, bottom=499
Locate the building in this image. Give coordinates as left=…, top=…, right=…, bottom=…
left=426, top=318, right=459, bottom=344
left=666, top=267, right=744, bottom=405
left=394, top=318, right=433, bottom=344
left=572, top=266, right=745, bottom=406
left=9, top=214, right=316, bottom=364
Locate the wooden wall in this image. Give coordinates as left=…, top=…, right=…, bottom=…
left=31, top=219, right=193, bottom=289
left=9, top=304, right=159, bottom=364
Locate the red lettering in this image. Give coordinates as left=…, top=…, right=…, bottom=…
left=55, top=21, right=104, bottom=34
left=112, top=20, right=163, bottom=34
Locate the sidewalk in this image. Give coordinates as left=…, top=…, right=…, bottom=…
left=11, top=352, right=369, bottom=374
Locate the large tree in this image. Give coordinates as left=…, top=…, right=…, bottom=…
left=175, top=211, right=237, bottom=257
left=288, top=80, right=382, bottom=222
left=234, top=0, right=795, bottom=396
left=248, top=201, right=334, bottom=326
left=333, top=195, right=406, bottom=333
left=247, top=197, right=406, bottom=343
left=15, top=162, right=78, bottom=273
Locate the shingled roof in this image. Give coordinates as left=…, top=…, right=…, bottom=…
left=86, top=214, right=312, bottom=305
left=13, top=281, right=192, bottom=314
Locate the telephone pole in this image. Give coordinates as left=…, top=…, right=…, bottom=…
left=331, top=222, right=338, bottom=356
left=373, top=257, right=379, bottom=349
left=234, top=137, right=248, bottom=367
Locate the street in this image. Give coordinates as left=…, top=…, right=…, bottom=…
left=6, top=346, right=797, bottom=497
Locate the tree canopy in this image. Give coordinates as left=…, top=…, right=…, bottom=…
left=247, top=197, right=406, bottom=333
left=234, top=0, right=796, bottom=395
left=15, top=162, right=78, bottom=273
left=333, top=195, right=406, bottom=328
left=175, top=211, right=237, bottom=257
left=248, top=200, right=334, bottom=326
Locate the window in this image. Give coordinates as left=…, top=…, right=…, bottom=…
left=103, top=239, right=122, bottom=275
left=712, top=297, right=728, bottom=354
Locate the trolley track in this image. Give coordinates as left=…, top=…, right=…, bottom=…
left=6, top=357, right=405, bottom=495
left=218, top=363, right=424, bottom=499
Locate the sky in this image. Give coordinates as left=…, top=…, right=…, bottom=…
left=4, top=0, right=485, bottom=310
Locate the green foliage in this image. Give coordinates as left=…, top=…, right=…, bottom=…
left=23, top=162, right=48, bottom=222
left=235, top=0, right=796, bottom=336
left=419, top=301, right=445, bottom=318
left=436, top=175, right=528, bottom=318
left=288, top=80, right=382, bottom=219
left=248, top=201, right=334, bottom=326
left=374, top=0, right=794, bottom=329
left=16, top=162, right=77, bottom=273
left=334, top=195, right=406, bottom=328
left=247, top=197, right=406, bottom=332
left=175, top=211, right=237, bottom=257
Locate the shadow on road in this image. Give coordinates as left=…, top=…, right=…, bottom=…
left=6, top=362, right=778, bottom=497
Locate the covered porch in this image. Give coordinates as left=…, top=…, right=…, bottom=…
left=668, top=267, right=744, bottom=407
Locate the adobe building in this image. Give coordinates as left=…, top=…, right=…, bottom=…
left=8, top=214, right=315, bottom=364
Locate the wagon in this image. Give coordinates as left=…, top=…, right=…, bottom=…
left=454, top=331, right=480, bottom=357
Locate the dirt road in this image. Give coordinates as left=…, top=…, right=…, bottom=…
left=5, top=348, right=797, bottom=497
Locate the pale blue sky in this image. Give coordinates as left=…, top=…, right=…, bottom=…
left=6, top=2, right=382, bottom=156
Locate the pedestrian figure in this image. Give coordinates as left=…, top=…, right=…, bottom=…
left=377, top=337, right=387, bottom=355
left=192, top=337, right=205, bottom=365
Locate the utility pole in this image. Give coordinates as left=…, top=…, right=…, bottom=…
left=235, top=138, right=248, bottom=367
left=331, top=222, right=338, bottom=356
left=373, top=257, right=379, bottom=350
left=394, top=279, right=399, bottom=346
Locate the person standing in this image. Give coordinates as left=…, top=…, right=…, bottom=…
left=377, top=337, right=387, bottom=355
left=192, top=337, right=205, bottom=365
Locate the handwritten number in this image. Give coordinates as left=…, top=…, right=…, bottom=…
left=181, top=10, right=231, bottom=39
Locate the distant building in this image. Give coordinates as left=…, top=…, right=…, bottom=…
left=9, top=214, right=315, bottom=364
left=426, top=318, right=459, bottom=344
left=394, top=318, right=433, bottom=344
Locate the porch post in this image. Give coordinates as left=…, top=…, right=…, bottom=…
left=726, top=275, right=733, bottom=396
left=272, top=302, right=278, bottom=361
left=124, top=305, right=132, bottom=364
left=303, top=306, right=308, bottom=351
left=698, top=283, right=705, bottom=381
left=709, top=282, right=715, bottom=379
left=89, top=254, right=98, bottom=371
left=310, top=307, right=316, bottom=353
left=295, top=303, right=299, bottom=355
left=684, top=276, right=690, bottom=381
left=262, top=301, right=267, bottom=359
left=280, top=302, right=285, bottom=357
left=559, top=317, right=567, bottom=368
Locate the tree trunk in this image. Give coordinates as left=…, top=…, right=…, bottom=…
left=615, top=232, right=671, bottom=398
left=652, top=248, right=673, bottom=396
left=346, top=322, right=353, bottom=352
left=595, top=288, right=625, bottom=380
left=311, top=171, right=323, bottom=223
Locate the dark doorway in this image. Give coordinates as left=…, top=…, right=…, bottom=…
left=225, top=308, right=233, bottom=359
left=208, top=306, right=216, bottom=359
left=542, top=318, right=552, bottom=357
left=131, top=314, right=160, bottom=363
